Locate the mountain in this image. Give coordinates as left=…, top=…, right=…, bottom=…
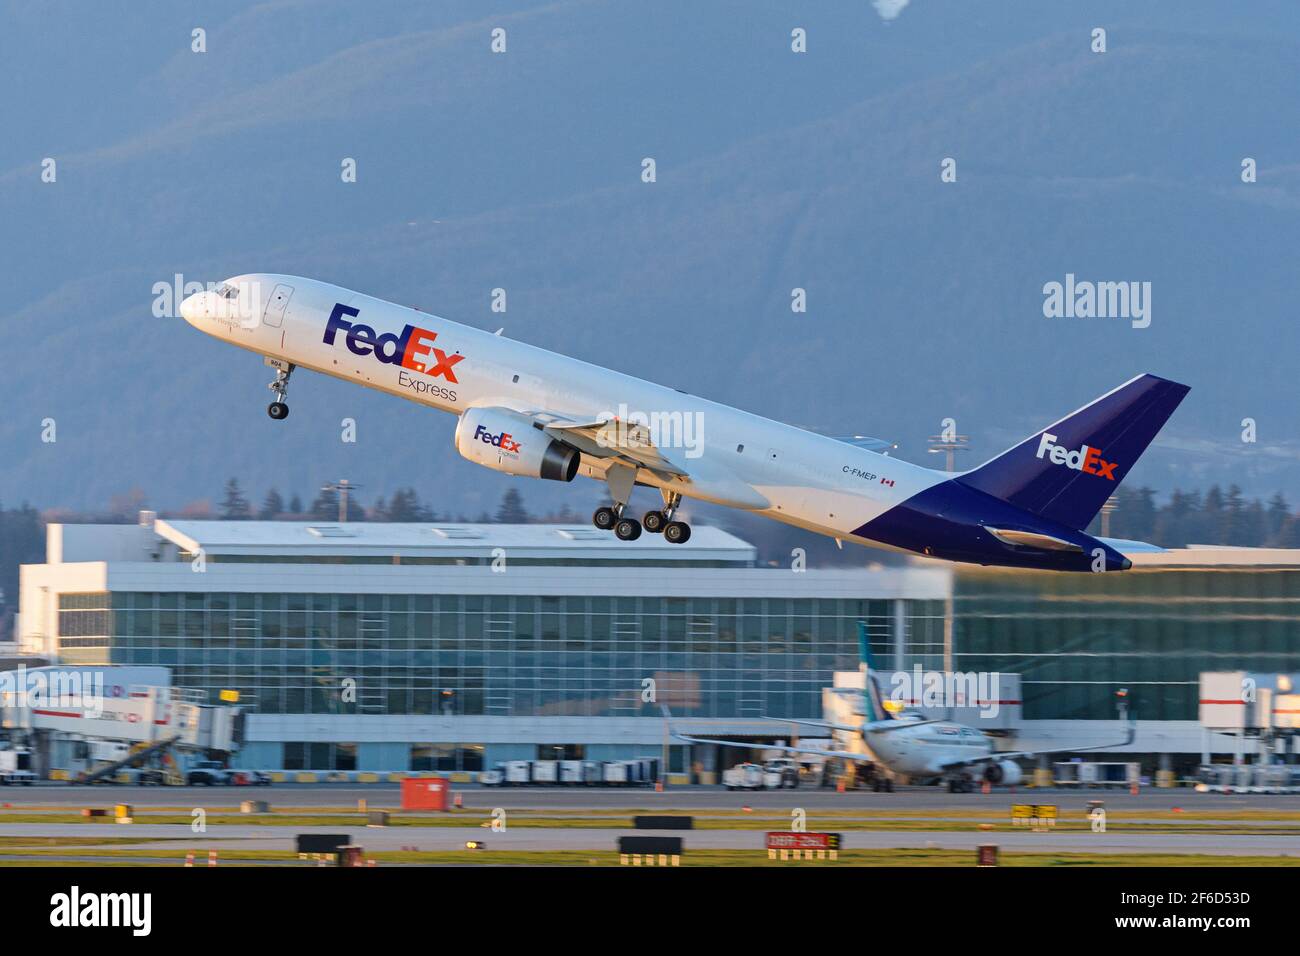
left=2, top=0, right=1298, bottom=519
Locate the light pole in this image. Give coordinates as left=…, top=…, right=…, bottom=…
left=1099, top=495, right=1119, bottom=537
left=320, top=479, right=362, bottom=523
left=927, top=433, right=970, bottom=473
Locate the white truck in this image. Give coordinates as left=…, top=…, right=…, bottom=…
left=0, top=749, right=37, bottom=785
left=763, top=757, right=802, bottom=789
left=723, top=762, right=765, bottom=790
left=723, top=759, right=801, bottom=791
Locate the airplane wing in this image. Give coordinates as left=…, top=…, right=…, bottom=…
left=535, top=410, right=771, bottom=510
left=760, top=715, right=863, bottom=734
left=533, top=413, right=689, bottom=480
left=938, top=722, right=1138, bottom=771
left=761, top=714, right=941, bottom=735
left=670, top=731, right=874, bottom=764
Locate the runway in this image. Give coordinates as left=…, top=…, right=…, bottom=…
left=0, top=820, right=1297, bottom=857
left=7, top=783, right=1300, bottom=813
left=4, top=785, right=1300, bottom=861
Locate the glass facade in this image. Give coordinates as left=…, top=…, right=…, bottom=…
left=953, top=566, right=1300, bottom=721
left=59, top=590, right=945, bottom=721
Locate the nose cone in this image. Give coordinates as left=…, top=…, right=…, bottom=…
left=179, top=290, right=213, bottom=326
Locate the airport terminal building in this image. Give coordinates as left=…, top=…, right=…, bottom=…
left=17, top=515, right=1300, bottom=774
left=18, top=516, right=948, bottom=774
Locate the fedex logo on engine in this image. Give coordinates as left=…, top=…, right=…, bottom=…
left=323, top=303, right=463, bottom=383
left=1035, top=431, right=1117, bottom=480
left=474, top=425, right=521, bottom=453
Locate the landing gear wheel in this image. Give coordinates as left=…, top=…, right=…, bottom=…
left=592, top=507, right=617, bottom=531
left=663, top=521, right=691, bottom=544
left=642, top=510, right=666, bottom=534
left=614, top=518, right=642, bottom=541
left=266, top=361, right=295, bottom=421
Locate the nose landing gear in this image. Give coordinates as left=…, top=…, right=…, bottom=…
left=266, top=360, right=295, bottom=420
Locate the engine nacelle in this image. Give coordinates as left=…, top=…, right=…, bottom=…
left=455, top=407, right=579, bottom=482
left=983, top=760, right=1023, bottom=787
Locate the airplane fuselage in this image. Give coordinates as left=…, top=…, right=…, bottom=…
left=861, top=720, right=995, bottom=778
left=183, top=275, right=942, bottom=540
left=180, top=274, right=1178, bottom=571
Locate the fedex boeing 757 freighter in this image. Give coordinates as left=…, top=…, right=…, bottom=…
left=180, top=275, right=1188, bottom=571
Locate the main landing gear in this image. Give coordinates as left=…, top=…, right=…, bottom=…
left=592, top=491, right=691, bottom=544
left=591, top=503, right=644, bottom=541
left=647, top=491, right=690, bottom=544
left=266, top=360, right=295, bottom=420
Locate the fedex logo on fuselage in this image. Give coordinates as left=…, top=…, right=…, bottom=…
left=1035, top=431, right=1117, bottom=480
left=323, top=303, right=463, bottom=383
left=474, top=425, right=521, bottom=453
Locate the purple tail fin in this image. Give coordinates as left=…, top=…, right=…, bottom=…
left=957, top=374, right=1190, bottom=531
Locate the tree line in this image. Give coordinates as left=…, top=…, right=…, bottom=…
left=1087, top=485, right=1300, bottom=549
left=2, top=483, right=1298, bottom=637
left=213, top=481, right=554, bottom=525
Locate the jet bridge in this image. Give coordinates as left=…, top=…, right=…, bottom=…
left=0, top=665, right=242, bottom=781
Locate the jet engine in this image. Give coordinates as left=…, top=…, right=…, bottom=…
left=982, top=760, right=1023, bottom=786
left=455, top=407, right=579, bottom=482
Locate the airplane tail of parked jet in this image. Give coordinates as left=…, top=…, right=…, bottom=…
left=958, top=373, right=1190, bottom=531
left=857, top=621, right=893, bottom=726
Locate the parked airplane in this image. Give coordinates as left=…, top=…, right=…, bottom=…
left=180, top=275, right=1187, bottom=570
left=671, top=625, right=1136, bottom=792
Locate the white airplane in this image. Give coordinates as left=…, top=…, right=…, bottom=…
left=672, top=626, right=1136, bottom=793
left=180, top=275, right=1187, bottom=570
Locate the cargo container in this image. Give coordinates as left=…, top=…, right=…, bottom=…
left=531, top=760, right=559, bottom=784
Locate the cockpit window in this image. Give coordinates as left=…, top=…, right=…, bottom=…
left=215, top=283, right=240, bottom=300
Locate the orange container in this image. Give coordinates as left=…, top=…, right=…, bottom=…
left=401, top=776, right=448, bottom=811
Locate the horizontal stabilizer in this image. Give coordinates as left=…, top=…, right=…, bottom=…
left=1095, top=536, right=1166, bottom=555
left=982, top=527, right=1083, bottom=552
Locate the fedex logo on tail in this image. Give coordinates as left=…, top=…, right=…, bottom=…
left=323, top=303, right=463, bottom=383
left=474, top=425, right=521, bottom=453
left=1035, top=432, right=1117, bottom=480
